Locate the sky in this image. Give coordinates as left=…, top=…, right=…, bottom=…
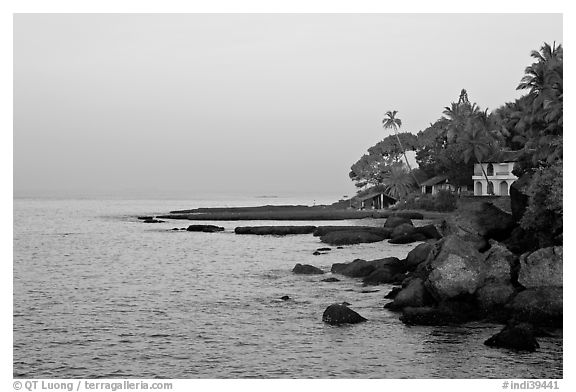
left=13, top=13, right=562, bottom=199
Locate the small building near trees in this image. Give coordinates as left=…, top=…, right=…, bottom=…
left=356, top=190, right=397, bottom=210
left=473, top=150, right=521, bottom=196
left=420, top=175, right=456, bottom=195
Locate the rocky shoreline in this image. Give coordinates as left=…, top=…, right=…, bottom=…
left=145, top=200, right=562, bottom=353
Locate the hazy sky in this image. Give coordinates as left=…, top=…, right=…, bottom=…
left=13, top=13, right=562, bottom=199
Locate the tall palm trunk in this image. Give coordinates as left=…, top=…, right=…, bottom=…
left=477, top=159, right=493, bottom=195
left=394, top=131, right=419, bottom=187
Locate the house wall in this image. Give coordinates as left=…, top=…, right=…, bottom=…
left=472, top=162, right=517, bottom=196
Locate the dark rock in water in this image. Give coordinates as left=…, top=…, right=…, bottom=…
left=332, top=257, right=401, bottom=279
left=388, top=278, right=433, bottom=310
left=361, top=289, right=379, bottom=294
left=475, top=283, right=517, bottom=313
left=399, top=306, right=462, bottom=326
left=337, top=246, right=344, bottom=249
left=484, top=322, right=540, bottom=352
left=143, top=218, right=164, bottom=223
left=518, top=246, right=563, bottom=289
left=280, top=295, right=291, bottom=301
left=414, top=224, right=443, bottom=240
left=506, top=287, right=562, bottom=327
left=313, top=251, right=322, bottom=256
left=235, top=226, right=316, bottom=235
left=388, top=232, right=428, bottom=244
left=341, top=301, right=351, bottom=306
left=384, top=216, right=413, bottom=229
left=322, top=303, right=367, bottom=325
left=317, top=247, right=332, bottom=252
left=362, top=259, right=406, bottom=285
left=172, top=228, right=180, bottom=231
left=321, top=277, right=340, bottom=282
left=292, top=263, right=324, bottom=275
left=384, top=287, right=402, bottom=299
left=405, top=242, right=435, bottom=271
left=138, top=216, right=154, bottom=220
left=391, top=223, right=416, bottom=238
left=187, top=224, right=225, bottom=232
left=313, top=226, right=391, bottom=238
left=320, top=231, right=386, bottom=246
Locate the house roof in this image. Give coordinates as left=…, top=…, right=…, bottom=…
left=482, top=150, right=523, bottom=163
left=356, top=190, right=397, bottom=202
left=420, top=175, right=449, bottom=187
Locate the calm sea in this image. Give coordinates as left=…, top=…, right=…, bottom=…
left=13, top=197, right=563, bottom=378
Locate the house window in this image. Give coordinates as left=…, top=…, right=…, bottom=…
left=487, top=163, right=494, bottom=176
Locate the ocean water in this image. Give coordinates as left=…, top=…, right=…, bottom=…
left=13, top=197, right=563, bottom=379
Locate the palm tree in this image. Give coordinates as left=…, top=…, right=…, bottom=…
left=382, top=110, right=419, bottom=186
left=382, top=165, right=415, bottom=200
left=460, top=115, right=495, bottom=194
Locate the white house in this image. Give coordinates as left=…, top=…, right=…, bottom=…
left=473, top=150, right=522, bottom=196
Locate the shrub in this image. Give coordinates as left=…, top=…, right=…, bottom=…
left=394, top=190, right=457, bottom=212
left=434, top=189, right=457, bottom=211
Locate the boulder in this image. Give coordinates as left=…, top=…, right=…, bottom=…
left=518, top=246, right=563, bottom=288
left=187, top=224, right=225, bottom=233
left=475, top=203, right=517, bottom=241
left=484, top=322, right=540, bottom=352
left=322, top=304, right=367, bottom=325
left=424, top=235, right=484, bottom=301
left=480, top=240, right=516, bottom=284
left=320, top=231, right=386, bottom=246
left=313, top=226, right=391, bottom=238
left=388, top=278, right=433, bottom=310
left=362, top=260, right=406, bottom=286
left=235, top=226, right=316, bottom=235
left=384, top=216, right=413, bottom=229
left=475, top=282, right=517, bottom=313
left=405, top=242, right=435, bottom=271
left=388, top=232, right=428, bottom=244
left=414, top=224, right=443, bottom=240
left=143, top=218, right=164, bottom=223
left=321, top=277, right=340, bottom=282
left=506, top=287, right=562, bottom=327
left=292, top=263, right=324, bottom=275
left=332, top=257, right=400, bottom=279
left=391, top=223, right=416, bottom=238
left=384, top=287, right=402, bottom=299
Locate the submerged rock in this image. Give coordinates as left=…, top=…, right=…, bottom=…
left=316, top=247, right=332, bottom=252
left=321, top=277, right=340, bottom=282
left=506, top=287, right=562, bottom=327
left=313, top=226, right=391, bottom=238
left=280, top=295, right=291, bottom=301
left=320, top=231, right=386, bottom=246
left=292, top=263, right=324, bottom=274
left=187, top=224, right=225, bottom=232
left=143, top=218, right=164, bottom=223
left=322, top=304, right=367, bottom=325
left=399, top=306, right=462, bottom=326
left=332, top=257, right=401, bottom=279
left=484, top=322, right=540, bottom=352
left=388, top=232, right=428, bottom=244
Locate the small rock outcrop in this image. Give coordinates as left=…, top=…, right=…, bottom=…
left=518, top=246, right=563, bottom=288
left=292, top=263, right=324, bottom=275
left=405, top=242, right=435, bottom=271
left=387, top=278, right=433, bottom=310
left=484, top=322, right=540, bottom=352
left=320, top=231, right=386, bottom=246
left=187, top=224, right=225, bottom=232
left=322, top=304, right=367, bottom=325
left=506, top=287, right=562, bottom=327
left=321, top=277, right=340, bottom=282
left=384, top=216, right=413, bottom=229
